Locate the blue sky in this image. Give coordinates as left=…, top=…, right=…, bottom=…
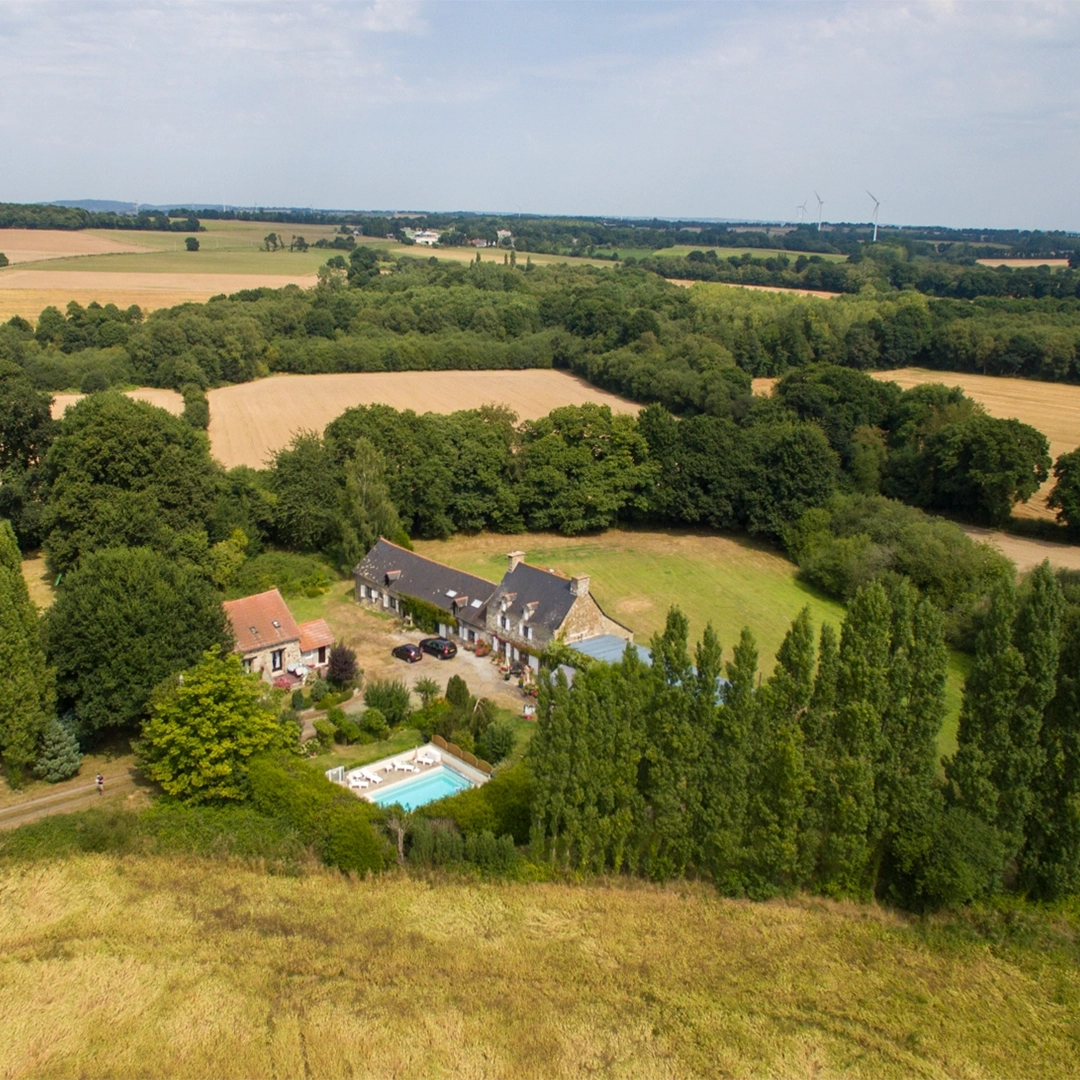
left=1, top=1, right=1077, bottom=229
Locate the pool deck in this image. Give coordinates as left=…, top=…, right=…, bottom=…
left=326, top=743, right=489, bottom=803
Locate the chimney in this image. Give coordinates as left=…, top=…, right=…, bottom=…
left=570, top=574, right=590, bottom=598
left=507, top=550, right=526, bottom=572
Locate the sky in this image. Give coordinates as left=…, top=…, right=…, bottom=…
left=1, top=0, right=1077, bottom=230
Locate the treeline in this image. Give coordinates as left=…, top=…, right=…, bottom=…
left=530, top=564, right=1080, bottom=907
left=7, top=252, right=1080, bottom=411
left=0, top=202, right=200, bottom=232
left=637, top=246, right=1080, bottom=302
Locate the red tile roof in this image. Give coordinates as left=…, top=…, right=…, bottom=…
left=222, top=589, right=301, bottom=654
left=298, top=619, right=334, bottom=654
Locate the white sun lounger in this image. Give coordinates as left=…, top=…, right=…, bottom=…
left=394, top=760, right=417, bottom=772
left=361, top=768, right=383, bottom=784
left=417, top=750, right=440, bottom=766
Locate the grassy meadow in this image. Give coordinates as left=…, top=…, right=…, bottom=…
left=0, top=854, right=1076, bottom=1079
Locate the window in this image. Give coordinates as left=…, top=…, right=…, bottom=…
left=523, top=625, right=533, bottom=641
left=271, top=650, right=284, bottom=672
left=359, top=584, right=369, bottom=598
left=500, top=615, right=511, bottom=631
left=241, top=658, right=252, bottom=673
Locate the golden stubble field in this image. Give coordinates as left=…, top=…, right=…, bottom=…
left=0, top=854, right=1075, bottom=1080
left=206, top=371, right=638, bottom=469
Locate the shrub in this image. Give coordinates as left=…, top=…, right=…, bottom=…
left=308, top=677, right=329, bottom=704
left=417, top=760, right=534, bottom=843
left=414, top=677, right=440, bottom=708
left=411, top=699, right=450, bottom=741
left=446, top=674, right=471, bottom=710
left=336, top=715, right=362, bottom=744
left=477, top=720, right=515, bottom=765
left=229, top=551, right=334, bottom=600
left=406, top=818, right=518, bottom=873
left=359, top=707, right=389, bottom=739
left=291, top=688, right=306, bottom=710
left=248, top=753, right=388, bottom=873
left=327, top=642, right=358, bottom=687
left=312, top=717, right=337, bottom=751
left=364, top=678, right=411, bottom=726
left=33, top=718, right=82, bottom=783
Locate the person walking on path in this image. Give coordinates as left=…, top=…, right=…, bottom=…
left=96, top=773, right=104, bottom=796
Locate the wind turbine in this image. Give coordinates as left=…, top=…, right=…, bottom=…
left=866, top=190, right=881, bottom=242
left=796, top=200, right=808, bottom=223
left=814, top=191, right=824, bottom=231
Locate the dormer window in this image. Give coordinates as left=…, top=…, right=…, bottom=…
left=272, top=620, right=281, bottom=629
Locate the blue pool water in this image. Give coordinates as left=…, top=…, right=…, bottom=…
left=370, top=764, right=473, bottom=810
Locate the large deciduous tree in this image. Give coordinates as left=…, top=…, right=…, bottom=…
left=46, top=546, right=231, bottom=733
left=42, top=392, right=219, bottom=572
left=338, top=437, right=406, bottom=565
left=138, top=651, right=292, bottom=803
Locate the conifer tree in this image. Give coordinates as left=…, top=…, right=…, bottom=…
left=33, top=717, right=82, bottom=782
left=0, top=520, right=53, bottom=779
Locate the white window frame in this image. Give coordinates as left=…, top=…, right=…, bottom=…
left=271, top=649, right=284, bottom=673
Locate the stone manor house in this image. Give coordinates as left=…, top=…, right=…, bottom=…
left=353, top=539, right=633, bottom=671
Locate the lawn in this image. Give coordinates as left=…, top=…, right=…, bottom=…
left=0, top=854, right=1076, bottom=1078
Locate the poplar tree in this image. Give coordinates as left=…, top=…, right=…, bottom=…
left=706, top=627, right=757, bottom=890
left=743, top=609, right=814, bottom=895
left=643, top=608, right=701, bottom=879
left=1005, top=562, right=1064, bottom=859
left=529, top=667, right=574, bottom=863
left=1022, top=608, right=1080, bottom=898
left=799, top=621, right=839, bottom=886
left=819, top=582, right=891, bottom=896
left=0, top=519, right=53, bottom=779
left=947, top=581, right=1024, bottom=847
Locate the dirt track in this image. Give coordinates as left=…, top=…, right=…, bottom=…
left=206, top=371, right=638, bottom=468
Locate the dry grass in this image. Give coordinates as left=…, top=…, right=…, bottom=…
left=19, top=557, right=55, bottom=611
left=0, top=229, right=151, bottom=265
left=0, top=854, right=1075, bottom=1079
left=206, top=371, right=637, bottom=469
left=49, top=388, right=184, bottom=420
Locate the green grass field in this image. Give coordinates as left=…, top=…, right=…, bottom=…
left=616, top=244, right=849, bottom=263
left=413, top=528, right=965, bottom=757
left=0, top=854, right=1075, bottom=1079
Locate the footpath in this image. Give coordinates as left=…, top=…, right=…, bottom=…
left=0, top=769, right=138, bottom=831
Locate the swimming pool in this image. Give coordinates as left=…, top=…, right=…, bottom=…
left=370, top=764, right=473, bottom=810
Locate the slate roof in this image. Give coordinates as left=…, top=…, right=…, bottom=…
left=488, top=562, right=579, bottom=635
left=354, top=539, right=496, bottom=625
left=223, top=589, right=301, bottom=654
left=298, top=619, right=334, bottom=654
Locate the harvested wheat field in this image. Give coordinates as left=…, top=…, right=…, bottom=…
left=0, top=228, right=151, bottom=264
left=0, top=855, right=1076, bottom=1080
left=675, top=280, right=842, bottom=298
left=976, top=257, right=1070, bottom=269
left=0, top=270, right=316, bottom=322
left=50, top=388, right=184, bottom=419
left=207, top=371, right=637, bottom=468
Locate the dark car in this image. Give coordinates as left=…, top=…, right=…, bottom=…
left=419, top=636, right=457, bottom=659
left=391, top=643, right=423, bottom=663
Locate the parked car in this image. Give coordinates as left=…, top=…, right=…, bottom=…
left=419, top=637, right=457, bottom=659
left=391, top=643, right=423, bottom=663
